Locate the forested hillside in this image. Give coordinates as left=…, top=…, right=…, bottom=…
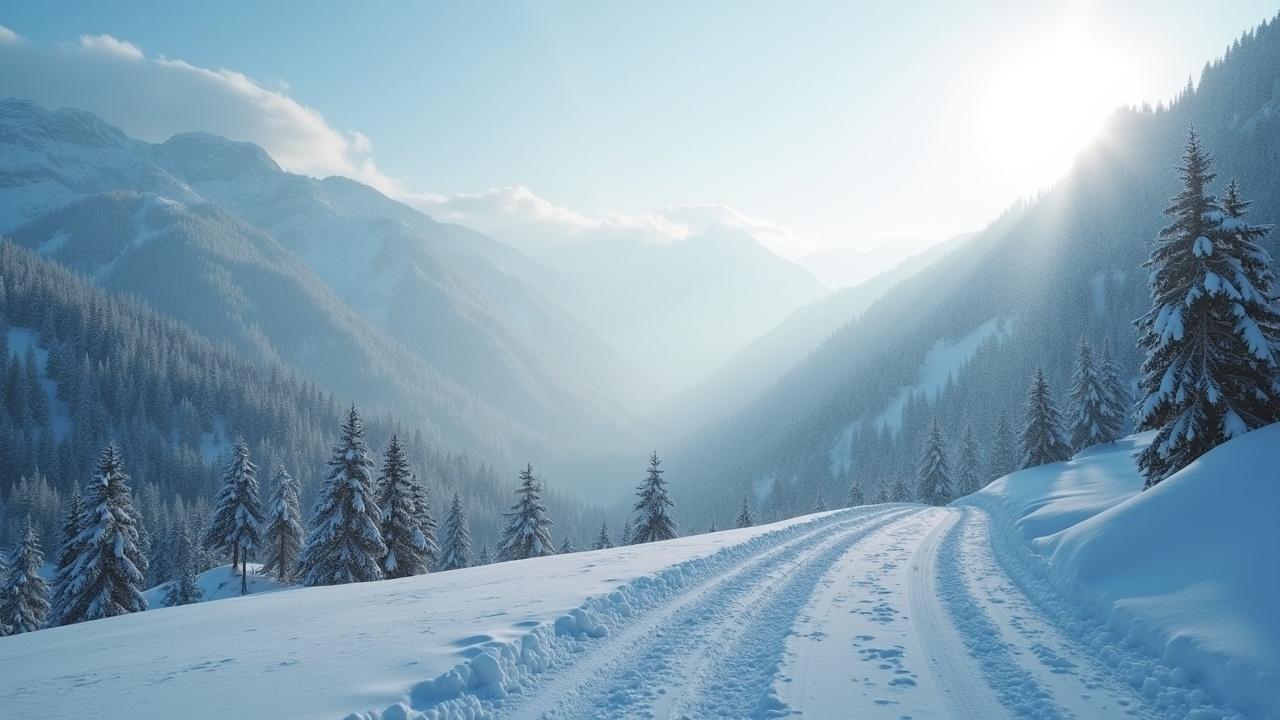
left=673, top=17, right=1280, bottom=527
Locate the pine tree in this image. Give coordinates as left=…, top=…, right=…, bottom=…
left=163, top=521, right=202, bottom=607
left=916, top=419, right=952, bottom=506
left=707, top=521, right=718, bottom=533
left=297, top=407, right=387, bottom=586
left=260, top=466, right=303, bottom=583
left=374, top=436, right=429, bottom=579
left=891, top=475, right=912, bottom=503
left=986, top=413, right=1019, bottom=480
left=1097, top=337, right=1130, bottom=443
left=498, top=464, right=555, bottom=561
left=1067, top=337, right=1112, bottom=452
left=559, top=536, right=575, bottom=554
left=954, top=425, right=982, bottom=497
left=437, top=493, right=472, bottom=571
left=59, top=444, right=149, bottom=624
left=204, top=438, right=263, bottom=595
left=735, top=494, right=755, bottom=528
left=631, top=451, right=676, bottom=543
left=592, top=521, right=613, bottom=550
left=0, top=516, right=49, bottom=634
left=477, top=543, right=491, bottom=566
left=47, top=492, right=84, bottom=626
left=620, top=519, right=633, bottom=546
left=410, top=480, right=439, bottom=571
left=1020, top=368, right=1071, bottom=468
left=0, top=548, right=8, bottom=636
left=846, top=478, right=864, bottom=507
left=1135, top=140, right=1280, bottom=486
left=812, top=491, right=828, bottom=513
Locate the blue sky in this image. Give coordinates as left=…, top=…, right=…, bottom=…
left=2, top=1, right=1277, bottom=282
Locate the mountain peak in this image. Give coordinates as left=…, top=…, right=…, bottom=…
left=0, top=97, right=132, bottom=150
left=154, top=131, right=282, bottom=183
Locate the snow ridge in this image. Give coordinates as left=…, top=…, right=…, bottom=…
left=353, top=506, right=911, bottom=720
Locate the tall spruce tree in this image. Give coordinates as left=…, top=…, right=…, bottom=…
left=1020, top=368, right=1071, bottom=468
left=60, top=444, right=148, bottom=624
left=374, top=436, right=429, bottom=579
left=163, top=520, right=202, bottom=607
left=891, top=474, right=913, bottom=503
left=1067, top=337, right=1112, bottom=452
left=812, top=492, right=828, bottom=513
left=631, top=452, right=677, bottom=543
left=954, top=425, right=982, bottom=497
left=477, top=543, right=491, bottom=566
left=735, top=494, right=755, bottom=528
left=986, top=413, right=1019, bottom=480
left=0, top=516, right=49, bottom=634
left=1135, top=137, right=1280, bottom=486
left=260, top=466, right=303, bottom=583
left=846, top=478, right=865, bottom=507
left=437, top=493, right=472, bottom=571
left=592, top=521, right=613, bottom=550
left=297, top=407, right=387, bottom=586
left=620, top=519, right=633, bottom=546
left=204, top=438, right=263, bottom=595
left=410, top=480, right=439, bottom=571
left=558, top=536, right=575, bottom=554
left=1097, top=337, right=1130, bottom=443
left=498, top=464, right=555, bottom=561
left=48, top=492, right=84, bottom=626
left=916, top=419, right=952, bottom=506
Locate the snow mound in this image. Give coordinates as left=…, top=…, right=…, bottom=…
left=963, top=425, right=1280, bottom=719
left=142, top=564, right=290, bottom=608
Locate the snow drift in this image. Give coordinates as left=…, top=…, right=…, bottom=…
left=964, top=424, right=1280, bottom=719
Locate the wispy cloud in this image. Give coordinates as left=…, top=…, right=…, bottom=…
left=77, top=34, right=144, bottom=60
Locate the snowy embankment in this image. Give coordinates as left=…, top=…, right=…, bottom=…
left=960, top=425, right=1280, bottom=719
left=0, top=508, right=863, bottom=720
left=141, top=563, right=289, bottom=608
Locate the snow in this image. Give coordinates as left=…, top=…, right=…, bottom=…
left=198, top=415, right=230, bottom=462
left=142, top=564, right=289, bottom=608
left=962, top=425, right=1280, bottom=719
left=874, top=317, right=1013, bottom=431
left=6, top=326, right=72, bottom=441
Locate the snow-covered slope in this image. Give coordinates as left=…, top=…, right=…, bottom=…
left=142, top=564, right=289, bottom=608
left=962, top=425, right=1280, bottom=719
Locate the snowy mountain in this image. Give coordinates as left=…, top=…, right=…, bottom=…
left=0, top=98, right=646, bottom=464
left=671, top=20, right=1280, bottom=523
left=526, top=224, right=829, bottom=395
left=2, top=427, right=1272, bottom=720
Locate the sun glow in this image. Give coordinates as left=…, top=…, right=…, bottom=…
left=975, top=26, right=1136, bottom=195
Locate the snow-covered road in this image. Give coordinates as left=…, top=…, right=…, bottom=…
left=475, top=504, right=1236, bottom=720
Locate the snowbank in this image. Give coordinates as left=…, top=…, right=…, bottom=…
left=0, top=508, right=861, bottom=720
left=142, top=563, right=289, bottom=608
left=962, top=425, right=1280, bottom=719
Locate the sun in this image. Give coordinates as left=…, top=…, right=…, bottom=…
left=975, top=26, right=1134, bottom=194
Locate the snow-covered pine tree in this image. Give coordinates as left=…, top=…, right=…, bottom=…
left=707, top=521, right=718, bottom=533
left=477, top=544, right=491, bottom=566
left=592, top=521, right=613, bottom=550
left=890, top=475, right=913, bottom=503
left=1135, top=141, right=1280, bottom=486
left=1067, top=336, right=1112, bottom=452
left=559, top=536, right=574, bottom=554
left=297, top=407, right=387, bottom=586
left=47, top=491, right=83, bottom=626
left=954, top=425, right=982, bottom=497
left=498, top=464, right=555, bottom=561
left=631, top=451, right=677, bottom=543
left=0, top=549, right=8, bottom=636
left=259, top=466, right=303, bottom=583
left=410, top=480, right=439, bottom=571
left=916, top=419, right=952, bottom=506
left=204, top=438, right=263, bottom=595
left=735, top=494, right=755, bottom=528
left=59, top=443, right=149, bottom=624
left=812, top=492, right=827, bottom=513
left=0, top=516, right=49, bottom=634
left=1020, top=368, right=1071, bottom=468
left=986, top=413, right=1019, bottom=481
left=846, top=478, right=864, bottom=507
left=163, top=520, right=202, bottom=607
left=620, top=519, right=633, bottom=546
left=437, top=493, right=472, bottom=571
left=374, top=435, right=429, bottom=579
left=1097, top=337, right=1130, bottom=443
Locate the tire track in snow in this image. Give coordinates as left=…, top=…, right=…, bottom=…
left=498, top=506, right=920, bottom=720
left=933, top=507, right=1072, bottom=720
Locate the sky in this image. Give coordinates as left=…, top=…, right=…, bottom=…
left=2, top=1, right=1277, bottom=285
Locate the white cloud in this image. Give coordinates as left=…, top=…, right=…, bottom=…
left=78, top=34, right=144, bottom=60
left=0, top=24, right=22, bottom=45
left=414, top=186, right=823, bottom=259
left=0, top=32, right=395, bottom=192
